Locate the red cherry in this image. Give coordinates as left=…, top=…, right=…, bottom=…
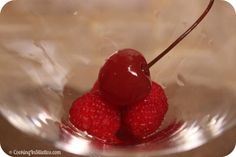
left=98, top=49, right=151, bottom=106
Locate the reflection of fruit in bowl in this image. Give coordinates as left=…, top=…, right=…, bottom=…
left=0, top=0, right=236, bottom=156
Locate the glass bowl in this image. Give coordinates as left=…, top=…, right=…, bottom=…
left=0, top=0, right=236, bottom=156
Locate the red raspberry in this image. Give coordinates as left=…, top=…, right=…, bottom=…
left=69, top=92, right=121, bottom=143
left=123, top=82, right=168, bottom=139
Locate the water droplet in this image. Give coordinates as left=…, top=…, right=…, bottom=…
left=73, top=11, right=78, bottom=16
left=154, top=10, right=160, bottom=18
left=200, top=33, right=207, bottom=39
left=208, top=39, right=213, bottom=46
left=176, top=74, right=185, bottom=87
left=161, top=82, right=167, bottom=89
left=182, top=21, right=188, bottom=26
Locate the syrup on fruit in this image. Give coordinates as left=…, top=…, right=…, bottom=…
left=98, top=49, right=151, bottom=106
left=69, top=0, right=214, bottom=144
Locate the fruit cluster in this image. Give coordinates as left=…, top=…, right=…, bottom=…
left=69, top=49, right=168, bottom=144
left=68, top=0, right=215, bottom=144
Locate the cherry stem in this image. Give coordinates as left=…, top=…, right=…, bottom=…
left=147, top=0, right=215, bottom=69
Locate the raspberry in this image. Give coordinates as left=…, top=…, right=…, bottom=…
left=69, top=92, right=121, bottom=143
left=123, top=82, right=168, bottom=139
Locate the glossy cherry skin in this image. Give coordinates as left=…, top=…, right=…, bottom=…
left=98, top=49, right=152, bottom=106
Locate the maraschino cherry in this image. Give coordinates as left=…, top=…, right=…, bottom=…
left=98, top=49, right=151, bottom=106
